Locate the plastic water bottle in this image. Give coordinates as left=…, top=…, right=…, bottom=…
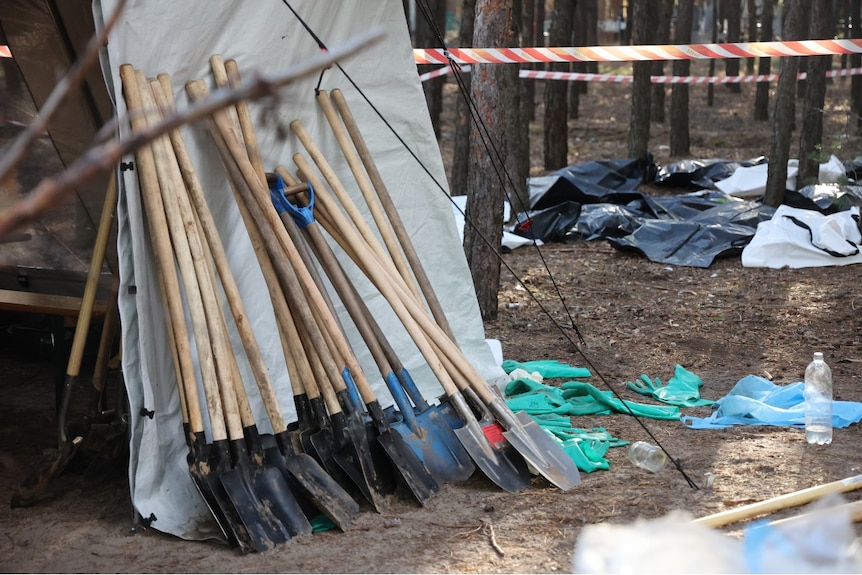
left=627, top=441, right=667, bottom=472
left=804, top=352, right=833, bottom=445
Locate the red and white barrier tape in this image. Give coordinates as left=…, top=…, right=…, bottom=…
left=415, top=39, right=862, bottom=65
left=419, top=64, right=862, bottom=84
left=522, top=66, right=862, bottom=83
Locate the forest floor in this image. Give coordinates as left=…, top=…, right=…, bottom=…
left=3, top=61, right=862, bottom=573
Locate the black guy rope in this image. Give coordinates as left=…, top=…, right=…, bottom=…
left=281, top=0, right=698, bottom=490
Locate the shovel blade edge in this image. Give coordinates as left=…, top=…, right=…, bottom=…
left=454, top=426, right=532, bottom=493
left=377, top=430, right=440, bottom=505
left=281, top=452, right=361, bottom=531
left=503, top=411, right=581, bottom=491
left=390, top=414, right=475, bottom=483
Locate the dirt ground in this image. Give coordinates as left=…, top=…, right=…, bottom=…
left=3, top=62, right=862, bottom=573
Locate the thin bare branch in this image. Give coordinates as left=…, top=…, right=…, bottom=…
left=0, top=26, right=384, bottom=238
left=0, top=0, right=128, bottom=184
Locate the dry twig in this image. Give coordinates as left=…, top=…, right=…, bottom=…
left=0, top=26, right=383, bottom=238
left=0, top=0, right=127, bottom=185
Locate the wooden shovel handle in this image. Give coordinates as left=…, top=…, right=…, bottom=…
left=273, top=180, right=395, bottom=381
left=220, top=64, right=353, bottom=408
left=693, top=474, right=862, bottom=528
left=118, top=65, right=209, bottom=438
left=66, top=171, right=117, bottom=376
left=224, top=58, right=267, bottom=186
left=294, top=154, right=466, bottom=401
left=315, top=90, right=418, bottom=301
left=185, top=80, right=344, bottom=418
left=315, top=195, right=476, bottom=396
left=149, top=78, right=260, bottom=438
left=136, top=72, right=239, bottom=442
left=152, top=75, right=287, bottom=435
left=290, top=119, right=390, bottom=266
left=330, top=88, right=456, bottom=341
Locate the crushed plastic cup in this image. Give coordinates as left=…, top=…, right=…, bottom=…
left=627, top=441, right=667, bottom=473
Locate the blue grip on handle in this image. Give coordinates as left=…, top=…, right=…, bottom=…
left=269, top=173, right=289, bottom=214
left=398, top=368, right=429, bottom=411
left=283, top=182, right=316, bottom=229
left=342, top=368, right=364, bottom=413
left=384, top=371, right=419, bottom=433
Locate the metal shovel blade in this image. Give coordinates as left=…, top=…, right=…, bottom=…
left=501, top=410, right=582, bottom=491
left=364, top=398, right=439, bottom=505
left=307, top=418, right=360, bottom=496
left=376, top=430, right=439, bottom=504
left=218, top=440, right=291, bottom=551
left=10, top=435, right=83, bottom=508
left=244, top=430, right=314, bottom=537
left=383, top=373, right=475, bottom=483
left=263, top=432, right=360, bottom=531
left=204, top=441, right=254, bottom=552
left=326, top=410, right=391, bottom=512
left=388, top=411, right=475, bottom=483
left=183, top=432, right=242, bottom=549
left=446, top=393, right=532, bottom=493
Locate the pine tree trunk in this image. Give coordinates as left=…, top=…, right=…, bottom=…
left=543, top=0, right=574, bottom=170
left=465, top=0, right=514, bottom=320
left=585, top=0, right=599, bottom=75
left=764, top=0, right=803, bottom=207
left=627, top=0, right=651, bottom=159
left=797, top=0, right=834, bottom=186
left=568, top=2, right=583, bottom=119
left=753, top=0, right=774, bottom=121
left=650, top=0, right=674, bottom=124
left=746, top=0, right=758, bottom=75
left=707, top=0, right=719, bottom=106
left=518, top=0, right=535, bottom=200
left=451, top=0, right=477, bottom=197
left=851, top=0, right=862, bottom=131
left=508, top=0, right=528, bottom=213
left=670, top=0, right=694, bottom=156
left=416, top=0, right=447, bottom=138
left=725, top=0, right=742, bottom=93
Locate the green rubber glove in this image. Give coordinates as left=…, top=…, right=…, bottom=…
left=627, top=374, right=662, bottom=396
left=560, top=381, right=682, bottom=420
left=558, top=438, right=610, bottom=473
left=502, top=359, right=592, bottom=380
left=527, top=414, right=616, bottom=472
left=504, top=377, right=571, bottom=415
left=626, top=365, right=714, bottom=408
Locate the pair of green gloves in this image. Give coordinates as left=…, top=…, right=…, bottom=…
left=530, top=413, right=627, bottom=473
left=502, top=360, right=682, bottom=419
left=625, top=364, right=714, bottom=408
left=503, top=359, right=713, bottom=411
left=501, top=360, right=713, bottom=473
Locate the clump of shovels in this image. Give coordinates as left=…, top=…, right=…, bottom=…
left=118, top=56, right=581, bottom=552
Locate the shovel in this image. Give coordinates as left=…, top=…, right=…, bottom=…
left=328, top=88, right=453, bottom=333
left=291, top=158, right=532, bottom=493
left=272, top=172, right=474, bottom=484
left=186, top=79, right=391, bottom=513
left=270, top=187, right=439, bottom=504
left=265, top=171, right=439, bottom=495
left=138, top=71, right=296, bottom=551
left=292, top=118, right=580, bottom=491
left=9, top=168, right=117, bottom=508
left=119, top=65, right=253, bottom=550
left=153, top=74, right=358, bottom=532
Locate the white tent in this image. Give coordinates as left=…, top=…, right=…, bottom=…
left=97, top=0, right=504, bottom=540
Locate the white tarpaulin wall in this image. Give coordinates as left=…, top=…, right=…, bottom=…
left=97, top=0, right=503, bottom=541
